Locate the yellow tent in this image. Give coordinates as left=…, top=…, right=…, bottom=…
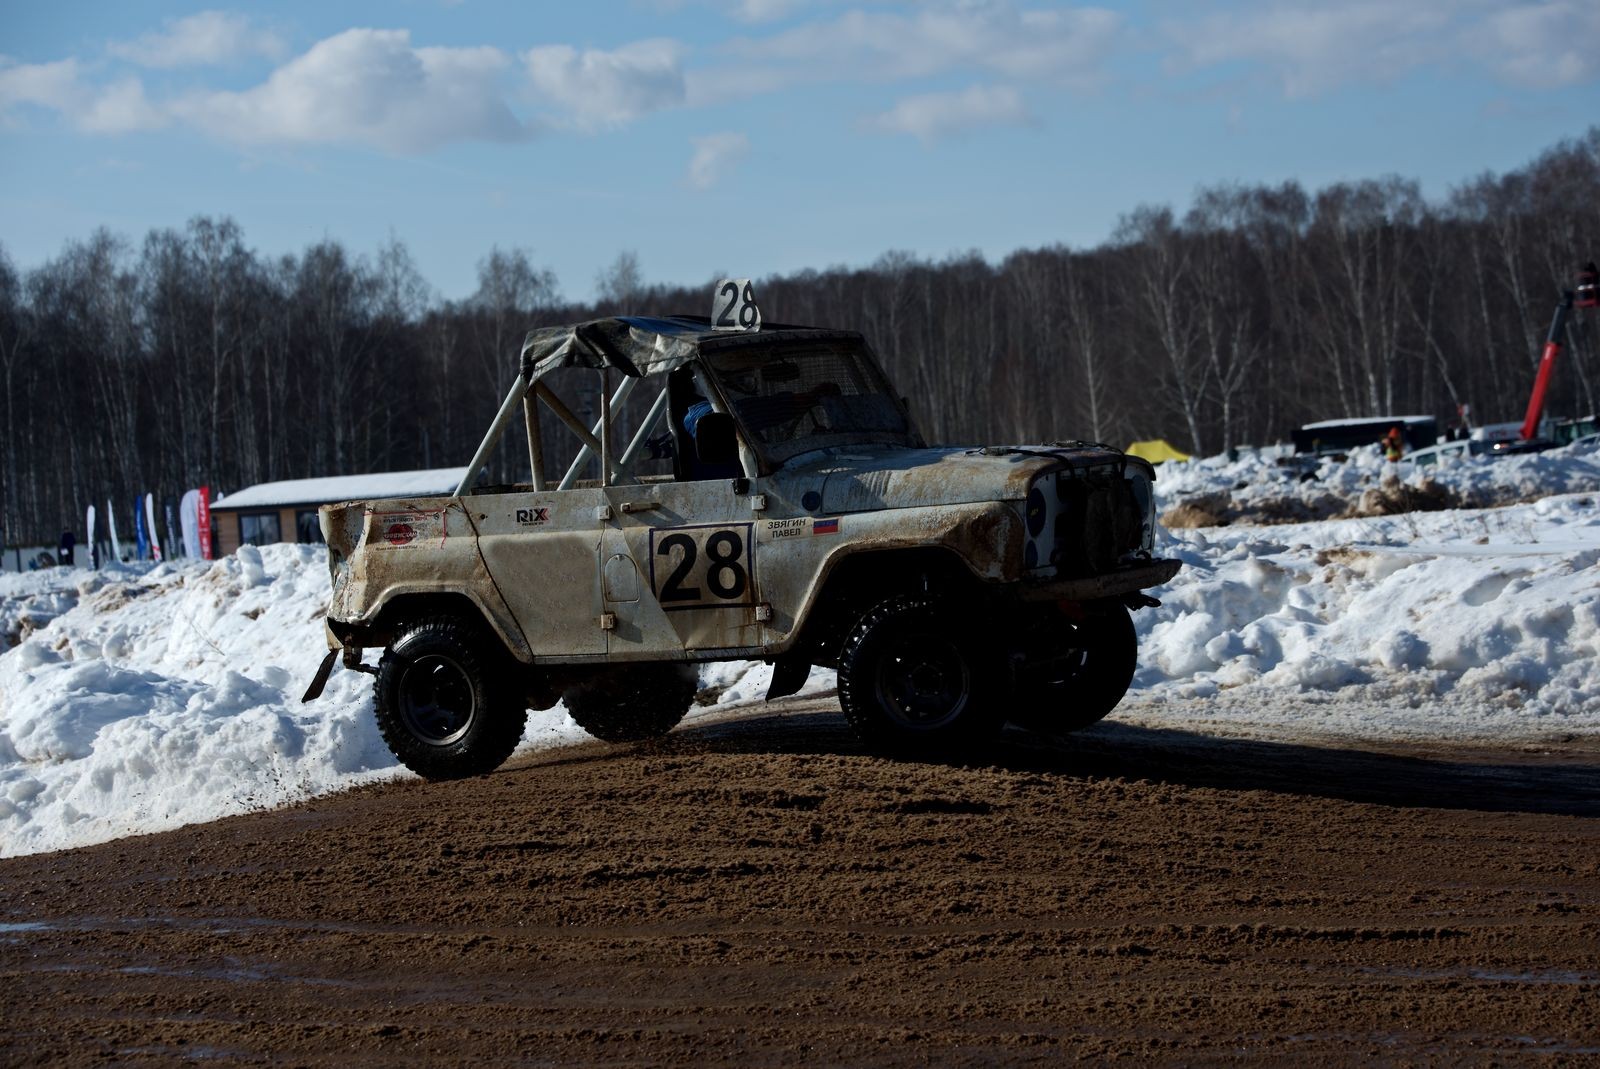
left=1125, top=439, right=1191, bottom=463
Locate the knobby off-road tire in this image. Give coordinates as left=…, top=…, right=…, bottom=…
left=837, top=594, right=1004, bottom=752
left=1010, top=601, right=1137, bottom=736
left=374, top=617, right=527, bottom=781
left=563, top=664, right=698, bottom=743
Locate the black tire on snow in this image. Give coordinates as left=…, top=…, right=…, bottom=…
left=837, top=594, right=1003, bottom=752
left=563, top=664, right=698, bottom=743
left=1009, top=601, right=1137, bottom=736
left=374, top=617, right=527, bottom=780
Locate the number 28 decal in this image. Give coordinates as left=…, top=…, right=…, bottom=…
left=712, top=278, right=761, bottom=332
left=649, top=524, right=755, bottom=610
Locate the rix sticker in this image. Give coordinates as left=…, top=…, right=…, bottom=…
left=516, top=507, right=551, bottom=526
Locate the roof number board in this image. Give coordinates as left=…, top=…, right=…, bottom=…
left=712, top=279, right=761, bottom=332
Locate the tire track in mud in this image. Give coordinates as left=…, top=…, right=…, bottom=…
left=3, top=697, right=1598, bottom=1066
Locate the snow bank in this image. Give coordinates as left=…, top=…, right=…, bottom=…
left=1133, top=494, right=1600, bottom=740
left=1155, top=438, right=1600, bottom=525
left=5, top=444, right=1600, bottom=857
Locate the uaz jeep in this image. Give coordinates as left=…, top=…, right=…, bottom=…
left=304, top=284, right=1180, bottom=778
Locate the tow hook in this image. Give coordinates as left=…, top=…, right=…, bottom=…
left=343, top=646, right=377, bottom=675
left=1122, top=592, right=1162, bottom=610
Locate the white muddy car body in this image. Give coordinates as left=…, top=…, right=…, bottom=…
left=307, top=298, right=1179, bottom=778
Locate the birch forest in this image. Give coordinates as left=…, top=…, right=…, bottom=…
left=2, top=129, right=1598, bottom=546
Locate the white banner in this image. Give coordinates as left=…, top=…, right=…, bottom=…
left=180, top=489, right=201, bottom=559
left=144, top=493, right=162, bottom=562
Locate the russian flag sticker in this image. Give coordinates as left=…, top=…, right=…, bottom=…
left=813, top=517, right=840, bottom=535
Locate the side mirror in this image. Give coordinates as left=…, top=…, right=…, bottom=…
left=695, top=411, right=739, bottom=466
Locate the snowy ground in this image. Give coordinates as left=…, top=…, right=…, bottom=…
left=4, top=441, right=1600, bottom=857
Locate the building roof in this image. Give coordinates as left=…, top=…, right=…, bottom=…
left=213, top=467, right=470, bottom=510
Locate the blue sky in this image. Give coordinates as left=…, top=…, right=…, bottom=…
left=2, top=1, right=1597, bottom=303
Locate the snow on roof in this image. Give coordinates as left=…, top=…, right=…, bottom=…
left=212, top=467, right=470, bottom=510
left=1298, top=415, right=1435, bottom=430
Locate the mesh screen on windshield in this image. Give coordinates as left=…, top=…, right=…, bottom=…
left=707, top=342, right=907, bottom=447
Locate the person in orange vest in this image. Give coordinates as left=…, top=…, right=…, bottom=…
left=1383, top=426, right=1404, bottom=462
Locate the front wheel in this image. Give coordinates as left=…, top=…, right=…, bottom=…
left=837, top=595, right=1003, bottom=752
left=374, top=617, right=527, bottom=780
left=1009, top=601, right=1137, bottom=736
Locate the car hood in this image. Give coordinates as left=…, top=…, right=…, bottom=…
left=771, top=444, right=1133, bottom=514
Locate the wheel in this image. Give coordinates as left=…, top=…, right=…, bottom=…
left=374, top=617, right=527, bottom=780
left=563, top=664, right=698, bottom=743
left=837, top=594, right=1003, bottom=751
left=1009, top=601, right=1137, bottom=736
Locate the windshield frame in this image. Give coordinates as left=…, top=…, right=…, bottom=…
left=696, top=331, right=922, bottom=469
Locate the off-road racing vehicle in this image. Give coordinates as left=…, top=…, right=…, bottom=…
left=303, top=283, right=1180, bottom=779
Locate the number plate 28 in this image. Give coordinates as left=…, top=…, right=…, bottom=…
left=648, top=524, right=756, bottom=610
left=712, top=279, right=761, bottom=332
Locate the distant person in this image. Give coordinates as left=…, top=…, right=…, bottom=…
left=58, top=530, right=76, bottom=567
left=1383, top=426, right=1404, bottom=463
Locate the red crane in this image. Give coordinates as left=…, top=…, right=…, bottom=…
left=1519, top=261, right=1599, bottom=443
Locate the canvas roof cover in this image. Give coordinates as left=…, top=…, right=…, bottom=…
left=518, top=315, right=863, bottom=380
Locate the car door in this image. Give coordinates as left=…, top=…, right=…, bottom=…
left=600, top=478, right=766, bottom=657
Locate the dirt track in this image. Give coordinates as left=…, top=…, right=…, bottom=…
left=4, top=696, right=1599, bottom=1066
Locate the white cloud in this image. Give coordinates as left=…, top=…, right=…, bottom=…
left=76, top=78, right=167, bottom=133
left=687, top=131, right=749, bottom=189
left=108, top=10, right=286, bottom=69
left=524, top=40, right=686, bottom=128
left=170, top=29, right=527, bottom=153
left=0, top=58, right=165, bottom=134
left=1163, top=1, right=1600, bottom=96
left=863, top=84, right=1030, bottom=143
left=729, top=0, right=804, bottom=22
left=0, top=57, right=83, bottom=118
left=692, top=1, right=1121, bottom=100
left=1470, top=2, right=1600, bottom=87
left=1164, top=4, right=1450, bottom=97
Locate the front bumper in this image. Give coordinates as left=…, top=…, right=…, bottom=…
left=1016, top=557, right=1182, bottom=602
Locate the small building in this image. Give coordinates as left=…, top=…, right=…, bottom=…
left=210, top=468, right=468, bottom=556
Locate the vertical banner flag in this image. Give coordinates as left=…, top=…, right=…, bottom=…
left=86, top=505, right=99, bottom=570
left=180, top=489, right=202, bottom=560
left=106, top=498, right=122, bottom=561
left=164, top=502, right=178, bottom=561
left=198, top=486, right=213, bottom=560
left=134, top=499, right=148, bottom=561
left=144, top=493, right=162, bottom=562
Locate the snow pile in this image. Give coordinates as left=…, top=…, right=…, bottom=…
left=0, top=545, right=833, bottom=858
left=1133, top=493, right=1600, bottom=740
left=4, top=448, right=1600, bottom=857
left=1155, top=438, right=1600, bottom=525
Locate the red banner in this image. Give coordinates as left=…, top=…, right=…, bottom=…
left=198, top=486, right=213, bottom=560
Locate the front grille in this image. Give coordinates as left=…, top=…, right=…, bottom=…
left=1026, top=464, right=1150, bottom=577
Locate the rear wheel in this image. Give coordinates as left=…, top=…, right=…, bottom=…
left=563, top=664, right=698, bottom=743
left=837, top=595, right=1003, bottom=752
left=1009, top=602, right=1137, bottom=736
left=374, top=617, right=527, bottom=780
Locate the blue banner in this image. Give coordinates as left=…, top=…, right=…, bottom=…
left=134, top=499, right=148, bottom=561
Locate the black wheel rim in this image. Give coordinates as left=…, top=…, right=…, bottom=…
left=398, top=655, right=476, bottom=746
left=874, top=633, right=972, bottom=731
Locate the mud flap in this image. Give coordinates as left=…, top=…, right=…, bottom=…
left=765, top=656, right=812, bottom=702
left=301, top=649, right=339, bottom=703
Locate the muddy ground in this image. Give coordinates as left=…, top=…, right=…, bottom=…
left=4, top=696, right=1599, bottom=1066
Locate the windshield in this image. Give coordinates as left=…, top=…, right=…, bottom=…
left=705, top=339, right=913, bottom=462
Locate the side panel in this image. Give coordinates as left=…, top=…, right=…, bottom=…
left=467, top=490, right=607, bottom=659
left=329, top=498, right=530, bottom=660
